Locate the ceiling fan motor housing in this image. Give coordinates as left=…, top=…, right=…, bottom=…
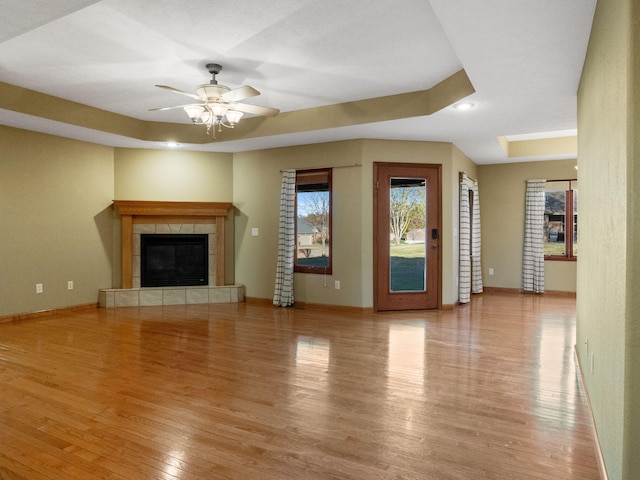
left=196, top=84, right=231, bottom=102
left=151, top=61, right=279, bottom=132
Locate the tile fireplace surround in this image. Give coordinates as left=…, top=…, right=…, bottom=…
left=99, top=201, right=244, bottom=308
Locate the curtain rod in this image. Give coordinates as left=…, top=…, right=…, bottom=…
left=280, top=163, right=362, bottom=172
left=525, top=178, right=577, bottom=183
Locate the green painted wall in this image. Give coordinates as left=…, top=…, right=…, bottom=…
left=112, top=148, right=235, bottom=286
left=232, top=139, right=467, bottom=308
left=479, top=159, right=578, bottom=293
left=114, top=148, right=233, bottom=202
left=1, top=132, right=474, bottom=315
left=0, top=126, right=114, bottom=316
left=577, top=0, right=639, bottom=477
left=362, top=139, right=474, bottom=307
left=233, top=141, right=366, bottom=306
left=626, top=1, right=640, bottom=476
left=1, top=125, right=580, bottom=318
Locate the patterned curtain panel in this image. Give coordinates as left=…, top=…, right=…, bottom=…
left=522, top=179, right=546, bottom=293
left=273, top=170, right=296, bottom=307
left=459, top=173, right=483, bottom=304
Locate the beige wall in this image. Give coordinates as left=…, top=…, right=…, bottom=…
left=233, top=141, right=366, bottom=306
left=114, top=148, right=233, bottom=201
left=0, top=126, right=114, bottom=316
left=361, top=140, right=460, bottom=306
left=627, top=2, right=640, bottom=474
left=113, top=148, right=235, bottom=285
left=478, top=159, right=578, bottom=293
left=1, top=133, right=472, bottom=314
left=233, top=139, right=467, bottom=308
left=577, top=0, right=639, bottom=477
left=0, top=126, right=577, bottom=316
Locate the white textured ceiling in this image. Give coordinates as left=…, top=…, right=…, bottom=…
left=0, top=0, right=596, bottom=164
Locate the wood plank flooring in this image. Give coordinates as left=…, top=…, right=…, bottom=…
left=0, top=294, right=600, bottom=479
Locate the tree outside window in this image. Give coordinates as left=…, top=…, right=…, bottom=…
left=389, top=178, right=427, bottom=292
left=389, top=181, right=426, bottom=246
left=295, top=169, right=332, bottom=274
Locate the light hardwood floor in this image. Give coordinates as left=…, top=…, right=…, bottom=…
left=0, top=293, right=600, bottom=479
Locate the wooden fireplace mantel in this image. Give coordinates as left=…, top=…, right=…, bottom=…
left=113, top=200, right=233, bottom=289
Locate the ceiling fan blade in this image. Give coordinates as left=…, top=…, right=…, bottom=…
left=220, top=85, right=260, bottom=103
left=155, top=84, right=201, bottom=101
left=232, top=102, right=280, bottom=117
left=149, top=103, right=203, bottom=112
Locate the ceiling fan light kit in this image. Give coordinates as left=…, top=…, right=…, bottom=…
left=151, top=63, right=279, bottom=138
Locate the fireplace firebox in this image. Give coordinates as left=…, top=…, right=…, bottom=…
left=141, top=234, right=208, bottom=287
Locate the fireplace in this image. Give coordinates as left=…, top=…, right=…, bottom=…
left=141, top=234, right=208, bottom=287
left=112, top=201, right=232, bottom=288
left=101, top=201, right=244, bottom=308
left=99, top=200, right=244, bottom=308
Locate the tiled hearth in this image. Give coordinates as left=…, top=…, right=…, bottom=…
left=99, top=285, right=245, bottom=308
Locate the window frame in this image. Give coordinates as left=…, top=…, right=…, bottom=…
left=294, top=168, right=332, bottom=274
left=544, top=180, right=577, bottom=262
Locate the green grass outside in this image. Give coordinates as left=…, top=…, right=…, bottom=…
left=297, top=256, right=330, bottom=268
left=300, top=241, right=577, bottom=291
left=390, top=243, right=426, bottom=291
left=544, top=241, right=578, bottom=256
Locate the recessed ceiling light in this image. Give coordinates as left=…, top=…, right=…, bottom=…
left=453, top=102, right=475, bottom=110
left=453, top=102, right=475, bottom=111
left=165, top=142, right=180, bottom=148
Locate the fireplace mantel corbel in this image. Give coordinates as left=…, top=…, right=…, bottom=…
left=113, top=200, right=232, bottom=289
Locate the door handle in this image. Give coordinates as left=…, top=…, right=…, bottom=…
left=432, top=242, right=439, bottom=249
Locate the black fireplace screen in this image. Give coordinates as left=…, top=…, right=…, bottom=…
left=141, top=234, right=208, bottom=287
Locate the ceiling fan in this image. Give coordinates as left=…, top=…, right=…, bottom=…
left=150, top=63, right=280, bottom=137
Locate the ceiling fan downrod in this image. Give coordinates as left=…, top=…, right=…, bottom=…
left=206, top=63, right=222, bottom=85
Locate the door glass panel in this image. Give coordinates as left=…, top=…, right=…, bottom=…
left=389, top=177, right=427, bottom=292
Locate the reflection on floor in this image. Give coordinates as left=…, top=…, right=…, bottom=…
left=0, top=293, right=600, bottom=479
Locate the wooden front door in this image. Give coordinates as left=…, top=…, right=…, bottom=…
left=374, top=163, right=441, bottom=311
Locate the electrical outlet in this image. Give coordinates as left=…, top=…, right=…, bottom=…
left=36, top=283, right=43, bottom=294
left=251, top=228, right=259, bottom=237
left=67, top=280, right=74, bottom=290
left=488, top=268, right=494, bottom=276
left=334, top=280, right=341, bottom=290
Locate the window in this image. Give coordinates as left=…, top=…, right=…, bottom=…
left=295, top=168, right=332, bottom=274
left=544, top=180, right=577, bottom=260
